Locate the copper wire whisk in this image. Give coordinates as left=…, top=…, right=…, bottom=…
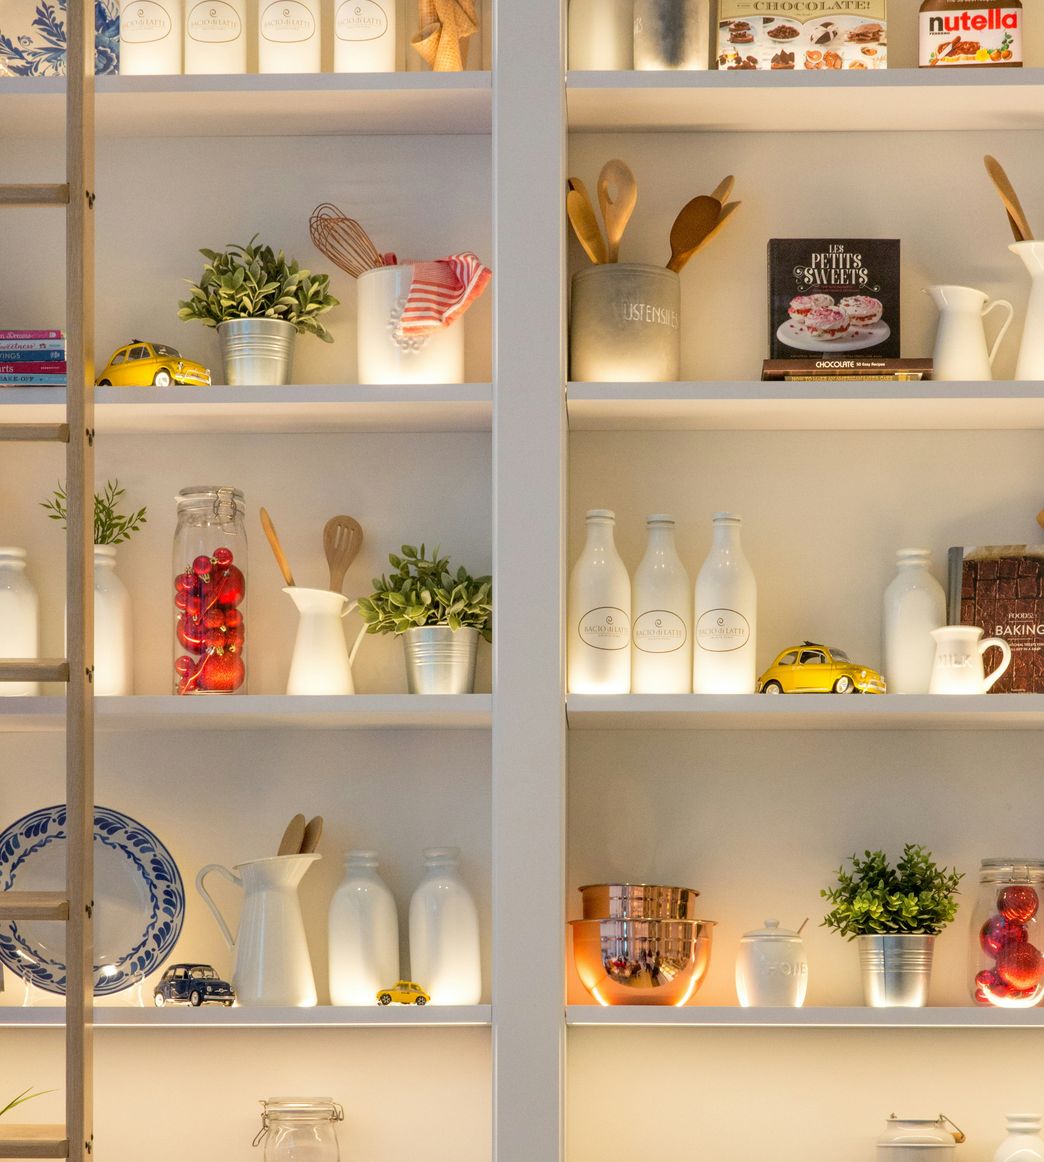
left=309, top=202, right=385, bottom=278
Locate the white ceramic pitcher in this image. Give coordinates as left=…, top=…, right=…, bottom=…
left=925, top=285, right=1014, bottom=381
left=1011, top=242, right=1044, bottom=381
left=283, top=587, right=367, bottom=695
left=929, top=625, right=1012, bottom=694
left=196, top=853, right=320, bottom=1006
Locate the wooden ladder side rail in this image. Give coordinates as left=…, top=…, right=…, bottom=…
left=0, top=660, right=70, bottom=683
left=63, top=0, right=96, bottom=1155
left=0, top=892, right=70, bottom=921
left=0, top=1128, right=70, bottom=1159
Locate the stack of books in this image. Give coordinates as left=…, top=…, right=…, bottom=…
left=0, top=330, right=67, bottom=386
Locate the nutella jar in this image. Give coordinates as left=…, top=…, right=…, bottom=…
left=920, top=0, right=1022, bottom=68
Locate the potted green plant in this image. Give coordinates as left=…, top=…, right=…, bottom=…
left=357, top=544, right=491, bottom=694
left=821, top=844, right=963, bottom=1008
left=42, top=479, right=146, bottom=696
left=177, top=235, right=339, bottom=386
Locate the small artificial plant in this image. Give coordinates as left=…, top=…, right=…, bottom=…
left=821, top=844, right=963, bottom=939
left=0, top=1088, right=51, bottom=1119
left=357, top=545, right=492, bottom=641
left=177, top=235, right=339, bottom=342
left=41, top=479, right=147, bottom=546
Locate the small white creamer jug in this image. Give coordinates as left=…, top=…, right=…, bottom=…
left=925, top=285, right=1014, bottom=381
left=282, top=588, right=367, bottom=696
left=197, top=853, right=321, bottom=1006
left=929, top=625, right=1012, bottom=694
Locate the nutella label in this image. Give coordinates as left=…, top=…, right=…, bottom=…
left=717, top=0, right=887, bottom=71
left=919, top=3, right=1022, bottom=67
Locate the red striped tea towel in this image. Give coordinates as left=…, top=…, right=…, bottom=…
left=395, top=252, right=492, bottom=339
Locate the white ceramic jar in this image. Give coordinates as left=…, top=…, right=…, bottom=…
left=993, top=1115, right=1044, bottom=1162
left=334, top=0, right=395, bottom=71
left=0, top=548, right=39, bottom=697
left=328, top=850, right=400, bottom=1006
left=567, top=0, right=632, bottom=69
left=408, top=847, right=481, bottom=1005
left=93, top=545, right=133, bottom=696
left=258, top=0, right=321, bottom=73
left=735, top=919, right=807, bottom=1007
left=119, top=0, right=183, bottom=73
left=878, top=1115, right=964, bottom=1162
left=184, top=0, right=247, bottom=73
left=567, top=509, right=631, bottom=694
left=882, top=548, right=946, bottom=694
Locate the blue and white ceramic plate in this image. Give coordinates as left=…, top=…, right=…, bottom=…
left=0, top=0, right=119, bottom=77
left=0, top=804, right=184, bottom=996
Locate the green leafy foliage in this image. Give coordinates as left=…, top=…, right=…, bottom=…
left=0, top=1088, right=51, bottom=1119
left=357, top=544, right=492, bottom=641
left=821, top=844, right=963, bottom=939
left=177, top=235, right=339, bottom=342
left=41, top=479, right=147, bottom=546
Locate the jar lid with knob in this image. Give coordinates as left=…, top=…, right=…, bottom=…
left=253, top=1098, right=344, bottom=1162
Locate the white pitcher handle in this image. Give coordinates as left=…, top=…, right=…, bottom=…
left=979, top=636, right=1012, bottom=692
left=196, top=863, right=241, bottom=951
left=340, top=599, right=369, bottom=667
left=982, top=299, right=1015, bottom=367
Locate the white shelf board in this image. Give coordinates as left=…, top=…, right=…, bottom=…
left=0, top=694, right=492, bottom=733
left=567, top=694, right=1044, bottom=732
left=567, top=1005, right=1044, bottom=1028
left=567, top=68, right=1044, bottom=133
left=0, top=73, right=492, bottom=138
left=0, top=384, right=492, bottom=434
left=0, top=1005, right=490, bottom=1028
left=567, top=382, right=1044, bottom=432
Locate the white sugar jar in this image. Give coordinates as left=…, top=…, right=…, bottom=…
left=735, top=919, right=808, bottom=1007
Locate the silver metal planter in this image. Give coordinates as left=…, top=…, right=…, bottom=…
left=402, top=626, right=479, bottom=695
left=857, top=934, right=936, bottom=1008
left=217, top=318, right=297, bottom=386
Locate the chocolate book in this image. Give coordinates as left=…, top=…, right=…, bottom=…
left=947, top=545, right=1044, bottom=693
left=768, top=238, right=901, bottom=360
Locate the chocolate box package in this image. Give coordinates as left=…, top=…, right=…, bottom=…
left=768, top=238, right=901, bottom=359
left=717, top=0, right=887, bottom=70
left=948, top=545, right=1044, bottom=693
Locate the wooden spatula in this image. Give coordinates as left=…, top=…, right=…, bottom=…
left=984, top=155, right=1034, bottom=242
left=301, top=815, right=324, bottom=854
left=323, top=515, right=363, bottom=595
left=597, top=159, right=638, bottom=263
left=278, top=813, right=307, bottom=856
left=567, top=183, right=607, bottom=264
left=690, top=200, right=742, bottom=257
left=710, top=175, right=735, bottom=205
left=260, top=507, right=295, bottom=588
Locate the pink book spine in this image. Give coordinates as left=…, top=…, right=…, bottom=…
left=0, top=361, right=68, bottom=375
left=0, top=330, right=63, bottom=340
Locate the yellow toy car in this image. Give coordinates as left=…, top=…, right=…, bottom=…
left=757, top=642, right=886, bottom=695
left=376, top=980, right=430, bottom=1006
left=96, top=340, right=211, bottom=387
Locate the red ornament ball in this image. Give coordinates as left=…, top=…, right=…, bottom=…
left=174, top=655, right=195, bottom=677
left=198, top=650, right=245, bottom=693
left=981, top=914, right=1029, bottom=957
left=174, top=570, right=196, bottom=594
left=212, top=547, right=234, bottom=567
left=997, top=941, right=1044, bottom=991
left=192, top=554, right=213, bottom=579
left=223, top=608, right=244, bottom=631
left=214, top=564, right=246, bottom=606
left=999, top=885, right=1040, bottom=924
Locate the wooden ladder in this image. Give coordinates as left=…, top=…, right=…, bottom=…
left=0, top=0, right=95, bottom=1155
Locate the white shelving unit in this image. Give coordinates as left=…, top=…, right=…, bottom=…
left=4, top=5, right=1044, bottom=1162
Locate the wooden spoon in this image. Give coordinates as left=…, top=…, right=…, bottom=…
left=259, top=506, right=295, bottom=588
left=984, top=155, right=1034, bottom=242
left=666, top=195, right=721, bottom=273
left=323, top=514, right=363, bottom=594
left=277, top=813, right=307, bottom=856
left=300, top=815, right=324, bottom=854
left=567, top=189, right=607, bottom=264
left=597, top=159, right=638, bottom=263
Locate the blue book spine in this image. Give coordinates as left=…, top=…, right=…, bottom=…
left=0, top=349, right=67, bottom=361
left=0, top=374, right=68, bottom=385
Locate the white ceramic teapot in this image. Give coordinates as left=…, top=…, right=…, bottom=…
left=925, top=285, right=1014, bottom=381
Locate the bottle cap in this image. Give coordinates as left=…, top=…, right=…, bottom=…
left=586, top=509, right=615, bottom=523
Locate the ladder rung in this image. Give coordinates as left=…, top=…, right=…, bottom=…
left=0, top=1128, right=69, bottom=1159
left=0, top=185, right=70, bottom=207
left=0, top=892, right=69, bottom=921
left=0, top=660, right=69, bottom=683
left=0, top=424, right=69, bottom=444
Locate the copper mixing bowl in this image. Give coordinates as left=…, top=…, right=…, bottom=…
left=570, top=917, right=716, bottom=1006
left=579, top=882, right=700, bottom=921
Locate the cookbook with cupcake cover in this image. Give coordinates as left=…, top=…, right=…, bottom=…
left=717, top=0, right=887, bottom=70
left=768, top=238, right=901, bottom=359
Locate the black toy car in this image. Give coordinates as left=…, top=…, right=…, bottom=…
left=153, top=963, right=235, bottom=1007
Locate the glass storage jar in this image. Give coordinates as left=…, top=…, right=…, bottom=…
left=172, top=486, right=247, bottom=695
left=254, top=1098, right=344, bottom=1162
left=971, top=858, right=1044, bottom=1007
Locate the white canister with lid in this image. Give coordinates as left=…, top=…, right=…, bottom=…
left=878, top=1115, right=966, bottom=1162
left=734, top=918, right=807, bottom=1007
